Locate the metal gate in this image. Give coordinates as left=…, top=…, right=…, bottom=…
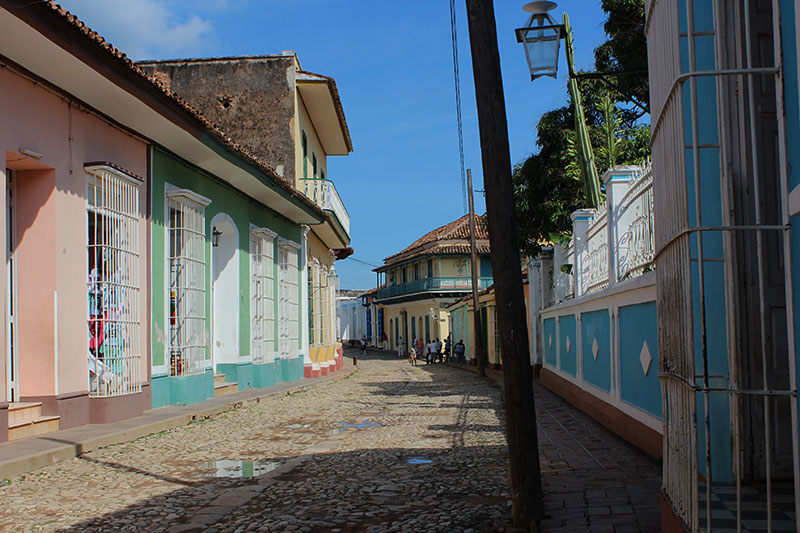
left=646, top=0, right=799, bottom=530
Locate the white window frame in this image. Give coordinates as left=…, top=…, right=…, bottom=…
left=250, top=226, right=276, bottom=364
left=278, top=238, right=300, bottom=359
left=86, top=164, right=142, bottom=398
left=165, top=186, right=210, bottom=377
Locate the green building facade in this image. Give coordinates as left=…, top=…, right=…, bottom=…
left=150, top=147, right=307, bottom=408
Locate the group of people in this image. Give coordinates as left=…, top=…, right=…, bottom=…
left=357, top=332, right=468, bottom=366
left=404, top=335, right=466, bottom=366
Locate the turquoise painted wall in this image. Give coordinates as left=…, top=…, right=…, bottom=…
left=543, top=318, right=556, bottom=367
left=676, top=3, right=734, bottom=482
left=781, top=0, right=800, bottom=454
left=618, top=302, right=661, bottom=418
left=581, top=310, right=611, bottom=392
left=558, top=315, right=577, bottom=377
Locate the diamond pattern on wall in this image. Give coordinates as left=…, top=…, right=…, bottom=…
left=566, top=336, right=571, bottom=353
left=592, top=337, right=599, bottom=361
left=640, top=340, right=652, bottom=376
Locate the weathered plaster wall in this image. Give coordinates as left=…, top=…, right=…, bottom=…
left=141, top=57, right=297, bottom=182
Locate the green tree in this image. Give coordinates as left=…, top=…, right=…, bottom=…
left=513, top=0, right=650, bottom=256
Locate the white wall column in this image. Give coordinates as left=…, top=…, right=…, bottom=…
left=571, top=209, right=595, bottom=297
left=300, top=226, right=311, bottom=366
left=602, top=166, right=636, bottom=287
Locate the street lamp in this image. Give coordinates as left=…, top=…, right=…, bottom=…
left=515, top=1, right=564, bottom=80
left=212, top=227, right=222, bottom=247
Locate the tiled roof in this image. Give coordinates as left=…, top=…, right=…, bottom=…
left=359, top=287, right=379, bottom=297
left=297, top=69, right=353, bottom=153
left=381, top=214, right=490, bottom=267
left=28, top=2, right=325, bottom=219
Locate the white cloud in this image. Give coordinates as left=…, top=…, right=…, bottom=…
left=57, top=0, right=217, bottom=60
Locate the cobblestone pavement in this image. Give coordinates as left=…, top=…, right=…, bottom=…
left=0, top=348, right=661, bottom=532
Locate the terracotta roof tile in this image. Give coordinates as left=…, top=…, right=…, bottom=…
left=32, top=2, right=325, bottom=219
left=381, top=214, right=490, bottom=267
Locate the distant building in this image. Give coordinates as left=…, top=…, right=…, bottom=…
left=337, top=292, right=366, bottom=343
left=372, top=215, right=492, bottom=353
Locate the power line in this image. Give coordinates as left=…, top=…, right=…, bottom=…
left=450, top=0, right=468, bottom=214
left=346, top=256, right=381, bottom=269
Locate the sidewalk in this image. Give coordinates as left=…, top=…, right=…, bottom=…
left=0, top=364, right=357, bottom=480
left=447, top=359, right=662, bottom=531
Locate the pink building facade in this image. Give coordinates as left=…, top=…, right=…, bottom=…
left=0, top=60, right=151, bottom=440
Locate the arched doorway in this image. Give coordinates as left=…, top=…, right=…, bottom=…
left=211, top=214, right=239, bottom=372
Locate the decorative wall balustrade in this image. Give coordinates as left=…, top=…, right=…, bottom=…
left=585, top=206, right=609, bottom=293
left=617, top=163, right=654, bottom=281
left=546, top=164, right=654, bottom=303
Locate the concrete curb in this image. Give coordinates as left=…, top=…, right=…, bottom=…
left=0, top=364, right=358, bottom=480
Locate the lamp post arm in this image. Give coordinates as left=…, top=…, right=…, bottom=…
left=573, top=73, right=651, bottom=114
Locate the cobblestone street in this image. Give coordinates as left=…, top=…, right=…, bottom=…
left=0, top=348, right=661, bottom=532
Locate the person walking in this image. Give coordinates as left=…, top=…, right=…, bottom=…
left=455, top=339, right=466, bottom=365
left=397, top=335, right=404, bottom=358
left=435, top=338, right=443, bottom=363
left=444, top=335, right=452, bottom=363
left=409, top=345, right=417, bottom=366
left=426, top=339, right=434, bottom=364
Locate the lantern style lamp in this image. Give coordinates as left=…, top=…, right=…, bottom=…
left=515, top=1, right=564, bottom=80
left=212, top=226, right=222, bottom=247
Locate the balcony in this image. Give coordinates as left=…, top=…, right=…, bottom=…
left=300, top=178, right=350, bottom=237
left=375, top=276, right=493, bottom=301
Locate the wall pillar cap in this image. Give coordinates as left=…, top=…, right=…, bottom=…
left=602, top=165, right=639, bottom=186
left=571, top=208, right=596, bottom=222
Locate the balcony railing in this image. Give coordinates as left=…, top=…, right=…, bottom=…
left=300, top=178, right=350, bottom=236
left=375, top=276, right=493, bottom=300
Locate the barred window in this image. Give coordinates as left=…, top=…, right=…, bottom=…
left=278, top=239, right=300, bottom=358
left=328, top=272, right=339, bottom=344
left=250, top=229, right=275, bottom=364
left=86, top=165, right=141, bottom=397
left=311, top=262, right=323, bottom=347
left=166, top=188, right=209, bottom=376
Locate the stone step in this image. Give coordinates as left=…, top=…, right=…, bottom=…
left=213, top=373, right=227, bottom=387
left=8, top=415, right=60, bottom=441
left=8, top=402, right=42, bottom=425
left=213, top=382, right=238, bottom=397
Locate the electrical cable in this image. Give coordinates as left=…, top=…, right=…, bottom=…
left=450, top=0, right=468, bottom=214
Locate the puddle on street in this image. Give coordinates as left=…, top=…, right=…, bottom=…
left=285, top=423, right=311, bottom=429
left=201, top=459, right=281, bottom=478
left=407, top=456, right=433, bottom=465
left=331, top=420, right=380, bottom=435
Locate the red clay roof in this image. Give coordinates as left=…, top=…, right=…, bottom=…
left=24, top=1, right=326, bottom=219
left=381, top=214, right=490, bottom=267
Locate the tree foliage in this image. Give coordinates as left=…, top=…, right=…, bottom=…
left=513, top=0, right=650, bottom=257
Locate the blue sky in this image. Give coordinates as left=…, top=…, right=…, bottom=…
left=60, top=0, right=610, bottom=290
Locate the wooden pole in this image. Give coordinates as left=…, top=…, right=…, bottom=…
left=464, top=0, right=544, bottom=528
left=467, top=169, right=487, bottom=376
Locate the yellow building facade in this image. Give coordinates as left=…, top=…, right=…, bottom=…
left=373, top=215, right=492, bottom=353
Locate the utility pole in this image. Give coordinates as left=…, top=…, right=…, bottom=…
left=466, top=169, right=487, bottom=376
left=464, top=0, right=544, bottom=528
